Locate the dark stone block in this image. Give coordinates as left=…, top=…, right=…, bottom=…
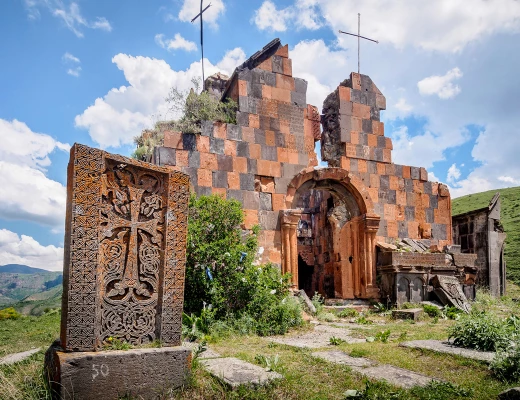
left=406, top=192, right=415, bottom=207
left=294, top=78, right=308, bottom=94
left=247, top=158, right=257, bottom=174
left=227, top=124, right=241, bottom=141
left=274, top=177, right=292, bottom=194
left=387, top=190, right=397, bottom=204
left=153, top=147, right=176, bottom=166
left=394, top=164, right=403, bottom=178
left=405, top=206, right=415, bottom=221
left=201, top=120, right=214, bottom=137
left=340, top=127, right=351, bottom=142
left=259, top=192, right=272, bottom=211
left=366, top=92, right=377, bottom=107
left=275, top=131, right=285, bottom=147
left=262, top=145, right=277, bottom=161
left=272, top=55, right=284, bottom=74
left=291, top=91, right=306, bottom=107
left=378, top=189, right=388, bottom=204
left=252, top=69, right=276, bottom=87
left=362, top=119, right=372, bottom=134
left=350, top=158, right=358, bottom=172
left=236, top=112, right=249, bottom=127
left=227, top=189, right=244, bottom=203
left=188, top=151, right=200, bottom=168
left=367, top=161, right=377, bottom=174
left=411, top=167, right=421, bottom=180
left=431, top=224, right=447, bottom=239
left=377, top=219, right=387, bottom=237
left=374, top=147, right=383, bottom=161
left=377, top=135, right=386, bottom=148
left=212, top=171, right=228, bottom=188
left=182, top=133, right=197, bottom=151
left=237, top=141, right=250, bottom=158
left=298, top=152, right=309, bottom=166
left=259, top=115, right=270, bottom=130
left=404, top=179, right=414, bottom=193
left=251, top=83, right=263, bottom=98
left=270, top=118, right=280, bottom=131
left=183, top=167, right=198, bottom=185
left=259, top=210, right=280, bottom=230
left=425, top=208, right=434, bottom=224
left=240, top=173, right=255, bottom=191
left=243, top=191, right=260, bottom=209
left=254, top=129, right=266, bottom=145
left=217, top=154, right=233, bottom=172
left=210, top=137, right=225, bottom=155
left=370, top=107, right=380, bottom=121
left=380, top=175, right=390, bottom=190
left=239, top=96, right=249, bottom=113
left=430, top=195, right=438, bottom=209
left=360, top=75, right=372, bottom=93
left=423, top=181, right=432, bottom=195
left=398, top=221, right=408, bottom=238
left=238, top=68, right=252, bottom=82
left=195, top=186, right=212, bottom=197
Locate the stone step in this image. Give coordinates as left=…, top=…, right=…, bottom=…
left=269, top=324, right=365, bottom=349
left=312, top=350, right=434, bottom=389
left=399, top=340, right=495, bottom=363
left=200, top=357, right=282, bottom=388
left=0, top=348, right=41, bottom=365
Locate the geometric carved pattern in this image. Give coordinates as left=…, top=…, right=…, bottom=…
left=61, top=144, right=189, bottom=351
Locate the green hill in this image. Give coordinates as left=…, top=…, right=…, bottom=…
left=452, top=186, right=520, bottom=284
left=10, top=286, right=63, bottom=316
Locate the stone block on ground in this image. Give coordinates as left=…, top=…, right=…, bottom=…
left=399, top=340, right=495, bottom=363
left=498, top=387, right=520, bottom=400
left=0, top=348, right=41, bottom=365
left=45, top=343, right=192, bottom=400
left=200, top=357, right=282, bottom=388
left=355, top=364, right=433, bottom=389
left=392, top=308, right=423, bottom=321
left=269, top=324, right=364, bottom=348
left=298, top=289, right=316, bottom=314
left=312, top=351, right=375, bottom=367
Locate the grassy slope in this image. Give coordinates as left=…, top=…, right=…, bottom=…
left=452, top=186, right=520, bottom=284
left=0, top=270, right=61, bottom=308
left=10, top=286, right=63, bottom=316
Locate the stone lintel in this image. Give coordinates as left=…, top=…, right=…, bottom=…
left=45, top=343, right=191, bottom=400
left=379, top=252, right=447, bottom=268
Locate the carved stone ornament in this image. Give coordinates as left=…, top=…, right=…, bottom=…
left=61, top=144, right=190, bottom=351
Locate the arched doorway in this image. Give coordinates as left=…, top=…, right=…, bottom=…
left=281, top=168, right=380, bottom=300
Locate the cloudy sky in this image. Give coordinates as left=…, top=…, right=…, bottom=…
left=1, top=0, right=519, bottom=271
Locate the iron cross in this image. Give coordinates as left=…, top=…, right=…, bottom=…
left=339, top=13, right=378, bottom=74
left=191, top=1, right=212, bottom=85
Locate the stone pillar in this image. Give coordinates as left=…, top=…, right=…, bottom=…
left=363, top=214, right=381, bottom=298
left=351, top=217, right=361, bottom=297
left=281, top=210, right=302, bottom=288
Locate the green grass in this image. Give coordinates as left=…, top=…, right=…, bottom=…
left=452, top=186, right=520, bottom=284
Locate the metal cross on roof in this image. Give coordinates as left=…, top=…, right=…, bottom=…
left=191, top=1, right=212, bottom=85
left=339, top=13, right=378, bottom=74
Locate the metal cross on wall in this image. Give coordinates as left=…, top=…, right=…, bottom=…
left=191, top=1, right=212, bottom=85
left=339, top=13, right=378, bottom=74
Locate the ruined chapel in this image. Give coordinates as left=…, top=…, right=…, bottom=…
left=150, top=39, right=479, bottom=305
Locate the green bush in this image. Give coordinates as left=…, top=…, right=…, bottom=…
left=311, top=292, right=324, bottom=314
left=422, top=304, right=441, bottom=318
left=448, top=311, right=516, bottom=351
left=338, top=308, right=359, bottom=318
left=0, top=307, right=21, bottom=320
left=490, top=338, right=520, bottom=382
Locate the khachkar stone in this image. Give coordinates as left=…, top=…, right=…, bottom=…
left=46, top=143, right=192, bottom=400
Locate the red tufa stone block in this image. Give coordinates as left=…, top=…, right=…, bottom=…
left=238, top=80, right=248, bottom=97
left=198, top=168, right=212, bottom=187
left=415, top=207, right=426, bottom=223
left=367, top=134, right=378, bottom=148
left=212, top=187, right=227, bottom=198
left=389, top=176, right=399, bottom=191
left=372, top=121, right=384, bottom=136
left=350, top=131, right=359, bottom=145
left=413, top=180, right=424, bottom=193
left=262, top=85, right=272, bottom=99
left=402, top=166, right=411, bottom=179
left=351, top=73, right=361, bottom=90
left=420, top=223, right=432, bottom=239
left=338, top=86, right=351, bottom=102
left=228, top=172, right=240, bottom=189
left=282, top=58, right=292, bottom=76
left=420, top=167, right=428, bottom=182
left=376, top=162, right=386, bottom=175
left=340, top=157, right=350, bottom=170
left=385, top=137, right=393, bottom=150
left=384, top=204, right=397, bottom=220
left=213, top=122, right=227, bottom=139
left=434, top=209, right=451, bottom=225
left=249, top=144, right=262, bottom=159
left=176, top=150, right=189, bottom=167
left=279, top=120, right=290, bottom=135
left=233, top=157, right=248, bottom=173
left=224, top=140, right=236, bottom=156
left=287, top=150, right=299, bottom=164
left=431, top=182, right=439, bottom=195
left=438, top=183, right=450, bottom=197
left=271, top=87, right=291, bottom=103
left=277, top=148, right=289, bottom=163
left=265, top=130, right=276, bottom=146
left=396, top=205, right=405, bottom=221
left=387, top=220, right=398, bottom=238
left=249, top=114, right=260, bottom=129
left=276, top=74, right=295, bottom=91
left=164, top=131, right=183, bottom=149
left=421, top=193, right=430, bottom=208
left=269, top=249, right=282, bottom=264
left=345, top=144, right=356, bottom=158
left=396, top=190, right=407, bottom=206
left=357, top=159, right=367, bottom=173
left=200, top=153, right=218, bottom=170
left=257, top=57, right=272, bottom=72
left=272, top=193, right=286, bottom=210
left=353, top=103, right=371, bottom=120
left=242, top=209, right=259, bottom=229
left=367, top=187, right=379, bottom=203
left=382, top=149, right=392, bottom=163
left=242, top=126, right=255, bottom=143
left=408, top=221, right=420, bottom=239
left=369, top=174, right=380, bottom=188
left=275, top=44, right=289, bottom=58
left=197, top=135, right=210, bottom=153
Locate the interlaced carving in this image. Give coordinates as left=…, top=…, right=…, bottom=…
left=61, top=144, right=189, bottom=351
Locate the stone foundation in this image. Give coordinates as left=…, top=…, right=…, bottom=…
left=45, top=342, right=191, bottom=400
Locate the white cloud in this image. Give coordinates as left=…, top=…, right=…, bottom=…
left=418, top=68, right=463, bottom=99
left=498, top=176, right=519, bottom=184
left=428, top=171, right=441, bottom=183
left=75, top=48, right=246, bottom=148
left=67, top=67, right=81, bottom=77
left=0, top=229, right=63, bottom=271
left=395, top=98, right=413, bottom=113
left=155, top=33, right=197, bottom=52
left=295, top=0, right=323, bottom=30
left=25, top=1, right=112, bottom=37
left=62, top=52, right=80, bottom=63
left=253, top=1, right=293, bottom=32
left=178, top=0, right=225, bottom=28
left=62, top=52, right=81, bottom=77
left=447, top=163, right=461, bottom=183
left=0, top=119, right=68, bottom=227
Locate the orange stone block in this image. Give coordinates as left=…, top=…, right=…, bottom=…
left=353, top=103, right=371, bottom=120
left=377, top=162, right=386, bottom=175
left=272, top=194, right=286, bottom=210
left=228, top=172, right=240, bottom=189
left=384, top=204, right=397, bottom=220
left=249, top=143, right=261, bottom=159
left=372, top=121, right=384, bottom=136
left=345, top=143, right=356, bottom=158
left=287, top=150, right=299, bottom=164
left=369, top=174, right=380, bottom=188
left=242, top=126, right=255, bottom=143
left=279, top=120, right=290, bottom=135
left=243, top=209, right=259, bottom=229
left=402, top=166, right=411, bottom=179
left=262, top=85, right=272, bottom=100
left=385, top=137, right=393, bottom=150
left=389, top=176, right=399, bottom=191
left=282, top=58, right=292, bottom=76
left=367, top=134, right=377, bottom=148
left=357, top=159, right=367, bottom=173
left=351, top=73, right=361, bottom=90
left=164, top=131, right=182, bottom=149
left=413, top=180, right=424, bottom=193
left=350, top=131, right=359, bottom=145
left=387, top=221, right=398, bottom=238
left=396, top=205, right=405, bottom=221
left=271, top=87, right=291, bottom=103
left=275, top=44, right=289, bottom=58
left=257, top=57, right=272, bottom=72
left=212, top=187, right=227, bottom=198
left=338, top=86, right=351, bottom=102
left=382, top=149, right=392, bottom=163
left=431, top=183, right=439, bottom=195
left=265, top=130, right=276, bottom=146
left=408, top=221, right=420, bottom=239
left=200, top=153, right=218, bottom=170
left=238, top=80, right=248, bottom=97
left=233, top=157, right=248, bottom=173
left=368, top=187, right=379, bottom=203
left=340, top=157, right=350, bottom=170
left=176, top=150, right=189, bottom=167
left=197, top=135, right=210, bottom=153
left=421, top=193, right=430, bottom=208
left=434, top=209, right=450, bottom=225
left=198, top=169, right=212, bottom=187
left=249, top=114, right=260, bottom=129
left=224, top=140, right=236, bottom=156
left=396, top=190, right=407, bottom=206
left=213, top=122, right=227, bottom=139
left=277, top=148, right=289, bottom=163
left=276, top=74, right=295, bottom=91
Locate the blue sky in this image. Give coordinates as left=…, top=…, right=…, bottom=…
left=1, top=0, right=520, bottom=270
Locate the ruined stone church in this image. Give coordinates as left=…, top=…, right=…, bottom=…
left=151, top=39, right=478, bottom=305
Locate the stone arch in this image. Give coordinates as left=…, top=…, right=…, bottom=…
left=281, top=167, right=380, bottom=299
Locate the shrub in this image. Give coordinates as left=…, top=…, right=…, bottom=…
left=422, top=304, right=441, bottom=318
left=0, top=307, right=21, bottom=320
left=338, top=308, right=359, bottom=318
left=311, top=292, right=324, bottom=314
left=490, top=338, right=520, bottom=382
left=448, top=311, right=514, bottom=351
left=329, top=336, right=345, bottom=346
left=375, top=330, right=391, bottom=343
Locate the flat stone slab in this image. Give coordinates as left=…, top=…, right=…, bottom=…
left=0, top=348, right=41, bottom=365
left=392, top=308, right=423, bottom=321
left=355, top=364, right=433, bottom=389
left=400, top=340, right=495, bottom=363
left=45, top=344, right=191, bottom=400
left=182, top=342, right=221, bottom=359
left=312, top=351, right=376, bottom=367
left=269, top=324, right=365, bottom=348
left=200, top=357, right=282, bottom=388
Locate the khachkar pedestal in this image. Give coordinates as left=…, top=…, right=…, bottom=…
left=44, top=144, right=192, bottom=400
